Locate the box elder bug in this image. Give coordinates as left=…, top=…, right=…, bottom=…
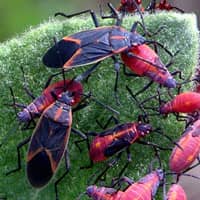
left=121, top=44, right=178, bottom=96
left=42, top=16, right=146, bottom=69
left=146, top=0, right=184, bottom=13
left=8, top=62, right=118, bottom=126
left=6, top=90, right=85, bottom=200
left=169, top=118, right=200, bottom=174
left=5, top=66, right=119, bottom=200
left=165, top=184, right=187, bottom=200
left=117, top=0, right=144, bottom=14
left=138, top=90, right=200, bottom=121
left=78, top=169, right=164, bottom=200
left=78, top=113, right=174, bottom=184
left=160, top=91, right=200, bottom=115
left=43, top=3, right=170, bottom=103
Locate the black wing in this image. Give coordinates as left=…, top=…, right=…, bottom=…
left=27, top=115, right=71, bottom=188
left=43, top=26, right=115, bottom=68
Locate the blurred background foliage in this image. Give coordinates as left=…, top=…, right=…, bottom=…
left=0, top=0, right=199, bottom=42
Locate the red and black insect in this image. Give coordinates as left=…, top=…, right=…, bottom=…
left=117, top=0, right=144, bottom=14
left=121, top=44, right=177, bottom=95
left=26, top=91, right=74, bottom=187
left=9, top=62, right=102, bottom=125
left=6, top=91, right=83, bottom=200
left=6, top=65, right=119, bottom=199
left=17, top=79, right=83, bottom=122
left=166, top=184, right=187, bottom=200
left=43, top=4, right=149, bottom=69
left=160, top=91, right=200, bottom=115
left=42, top=24, right=145, bottom=69
left=146, top=0, right=184, bottom=13
left=79, top=114, right=173, bottom=184
left=78, top=169, right=164, bottom=200
left=169, top=118, right=200, bottom=174
left=88, top=121, right=153, bottom=163
left=78, top=119, right=154, bottom=183
left=43, top=5, right=171, bottom=103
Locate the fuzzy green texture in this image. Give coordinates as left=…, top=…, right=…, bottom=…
left=0, top=12, right=199, bottom=200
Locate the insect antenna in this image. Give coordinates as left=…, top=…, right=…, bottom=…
left=80, top=92, right=119, bottom=115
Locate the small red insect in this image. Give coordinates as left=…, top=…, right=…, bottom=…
left=89, top=121, right=152, bottom=163
left=146, top=0, right=184, bottom=13
left=121, top=44, right=176, bottom=89
left=118, top=0, right=144, bottom=14
left=80, top=169, right=164, bottom=200
left=17, top=79, right=83, bottom=122
left=166, top=184, right=187, bottom=200
left=160, top=91, right=200, bottom=115
left=155, top=0, right=184, bottom=12
left=169, top=118, right=200, bottom=173
left=79, top=120, right=153, bottom=183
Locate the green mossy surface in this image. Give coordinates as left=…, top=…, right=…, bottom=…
left=0, top=12, right=199, bottom=200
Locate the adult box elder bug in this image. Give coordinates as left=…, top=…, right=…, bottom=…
left=6, top=65, right=119, bottom=200
left=9, top=62, right=118, bottom=125
left=43, top=3, right=170, bottom=100
left=6, top=89, right=85, bottom=200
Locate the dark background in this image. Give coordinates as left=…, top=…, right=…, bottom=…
left=0, top=0, right=199, bottom=42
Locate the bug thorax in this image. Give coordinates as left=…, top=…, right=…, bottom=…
left=136, top=122, right=153, bottom=136
left=130, top=32, right=145, bottom=47
left=57, top=91, right=75, bottom=106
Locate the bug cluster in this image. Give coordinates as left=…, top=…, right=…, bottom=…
left=2, top=0, right=200, bottom=200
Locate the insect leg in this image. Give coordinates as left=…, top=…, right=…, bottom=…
left=79, top=134, right=94, bottom=169
left=55, top=9, right=99, bottom=27
left=71, top=128, right=86, bottom=139
left=126, top=51, right=167, bottom=71
left=111, top=176, right=134, bottom=189
left=172, top=6, right=184, bottom=13
left=112, top=55, right=121, bottom=105
left=92, top=153, right=122, bottom=184
left=54, top=149, right=70, bottom=200
left=96, top=115, right=119, bottom=130
left=100, top=3, right=122, bottom=26
left=126, top=85, right=149, bottom=121
left=20, top=66, right=35, bottom=99
left=117, top=148, right=132, bottom=179
left=6, top=136, right=31, bottom=176
left=137, top=140, right=172, bottom=151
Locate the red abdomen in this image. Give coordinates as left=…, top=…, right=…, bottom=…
left=122, top=170, right=162, bottom=199
left=166, top=184, right=187, bottom=200
left=169, top=119, right=200, bottom=173
left=89, top=135, right=114, bottom=162
left=160, top=92, right=200, bottom=114
left=121, top=45, right=175, bottom=88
